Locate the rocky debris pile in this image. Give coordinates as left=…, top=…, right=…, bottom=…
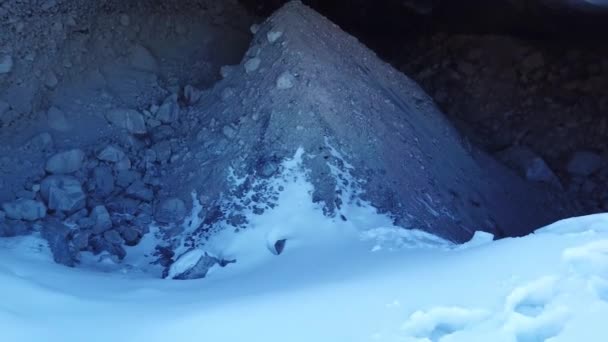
left=155, top=1, right=579, bottom=247
left=397, top=33, right=608, bottom=213
left=0, top=87, right=204, bottom=266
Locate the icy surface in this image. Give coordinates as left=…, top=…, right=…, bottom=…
left=1, top=151, right=608, bottom=341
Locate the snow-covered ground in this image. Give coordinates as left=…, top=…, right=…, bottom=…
left=1, top=150, right=608, bottom=342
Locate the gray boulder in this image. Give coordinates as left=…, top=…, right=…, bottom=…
left=97, top=145, right=126, bottom=163
left=155, top=95, right=180, bottom=124
left=154, top=197, right=186, bottom=224
left=567, top=150, right=603, bottom=176
left=103, top=229, right=124, bottom=245
left=47, top=107, right=72, bottom=132
left=105, top=109, right=147, bottom=135
left=90, top=205, right=112, bottom=234
left=92, top=165, right=115, bottom=197
left=497, top=146, right=562, bottom=188
left=41, top=220, right=78, bottom=267
left=126, top=181, right=154, bottom=202
left=169, top=251, right=219, bottom=280
left=1, top=199, right=47, bottom=221
left=41, top=175, right=86, bottom=212
left=45, top=149, right=85, bottom=174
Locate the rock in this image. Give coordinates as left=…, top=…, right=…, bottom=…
left=71, top=230, right=91, bottom=251
left=97, top=145, right=125, bottom=163
left=90, top=205, right=112, bottom=234
left=41, top=175, right=86, bottom=213
left=154, top=197, right=187, bottom=224
left=44, top=71, right=59, bottom=88
left=152, top=141, right=172, bottom=163
left=0, top=55, right=13, bottom=74
left=126, top=181, right=154, bottom=202
left=103, top=229, right=124, bottom=245
left=27, top=132, right=54, bottom=151
left=120, top=226, right=142, bottom=246
left=155, top=95, right=180, bottom=124
left=267, top=30, right=283, bottom=43
left=105, top=109, right=147, bottom=135
left=92, top=165, right=115, bottom=197
left=276, top=71, right=295, bottom=89
left=271, top=239, right=287, bottom=255
left=115, top=157, right=132, bottom=171
left=150, top=125, right=175, bottom=142
left=220, top=65, right=236, bottom=79
left=567, top=150, right=603, bottom=176
left=184, top=85, right=202, bottom=105
left=250, top=24, right=260, bottom=34
left=129, top=44, right=158, bottom=73
left=115, top=170, right=139, bottom=188
left=244, top=57, right=261, bottom=74
left=1, top=199, right=47, bottom=221
left=89, top=234, right=126, bottom=260
left=0, top=219, right=29, bottom=237
left=42, top=220, right=77, bottom=267
left=222, top=125, right=237, bottom=139
left=45, top=149, right=85, bottom=174
left=168, top=250, right=219, bottom=280
left=497, top=146, right=562, bottom=188
left=47, top=107, right=71, bottom=132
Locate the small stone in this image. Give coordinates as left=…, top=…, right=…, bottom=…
left=155, top=95, right=179, bottom=124
left=71, top=230, right=91, bottom=251
left=0, top=55, right=13, bottom=74
left=97, top=145, right=125, bottom=163
left=47, top=107, right=71, bottom=132
left=105, top=109, right=147, bottom=135
left=115, top=156, right=132, bottom=171
left=115, top=170, right=139, bottom=188
left=276, top=71, right=295, bottom=90
left=1, top=199, right=47, bottom=221
left=42, top=220, right=77, bottom=267
left=250, top=24, right=260, bottom=34
left=567, top=151, right=603, bottom=176
left=44, top=71, right=59, bottom=88
left=244, top=57, right=261, bottom=74
left=222, top=125, right=237, bottom=139
left=267, top=30, right=283, bottom=44
left=221, top=87, right=235, bottom=101
left=90, top=205, right=112, bottom=234
left=169, top=250, right=219, bottom=280
left=220, top=65, right=236, bottom=79
left=184, top=85, right=202, bottom=105
left=155, top=198, right=187, bottom=224
left=45, top=149, right=85, bottom=174
left=497, top=146, right=561, bottom=189
left=152, top=141, right=172, bottom=163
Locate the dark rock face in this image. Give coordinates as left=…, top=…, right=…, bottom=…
left=161, top=1, right=577, bottom=243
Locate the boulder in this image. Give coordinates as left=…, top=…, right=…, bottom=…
left=45, top=149, right=85, bottom=174
left=496, top=146, right=562, bottom=188
left=154, top=197, right=186, bottom=224
left=105, top=109, right=147, bottom=135
left=155, top=95, right=180, bottom=124
left=47, top=107, right=71, bottom=132
left=125, top=181, right=154, bottom=202
left=92, top=165, right=115, bottom=197
left=90, top=205, right=112, bottom=234
left=41, top=220, right=78, bottom=267
left=567, top=150, right=603, bottom=176
left=89, top=234, right=126, bottom=260
left=97, top=145, right=126, bottom=163
left=167, top=250, right=218, bottom=280
left=40, top=175, right=86, bottom=212
left=1, top=199, right=47, bottom=221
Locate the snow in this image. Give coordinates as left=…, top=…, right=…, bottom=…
left=1, top=149, right=608, bottom=341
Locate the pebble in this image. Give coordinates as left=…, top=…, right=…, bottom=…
left=244, top=57, right=261, bottom=74
left=267, top=30, right=283, bottom=44
left=45, top=149, right=85, bottom=174
left=276, top=71, right=295, bottom=90
left=47, top=107, right=71, bottom=132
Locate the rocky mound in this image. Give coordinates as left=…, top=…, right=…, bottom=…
left=0, top=1, right=580, bottom=271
